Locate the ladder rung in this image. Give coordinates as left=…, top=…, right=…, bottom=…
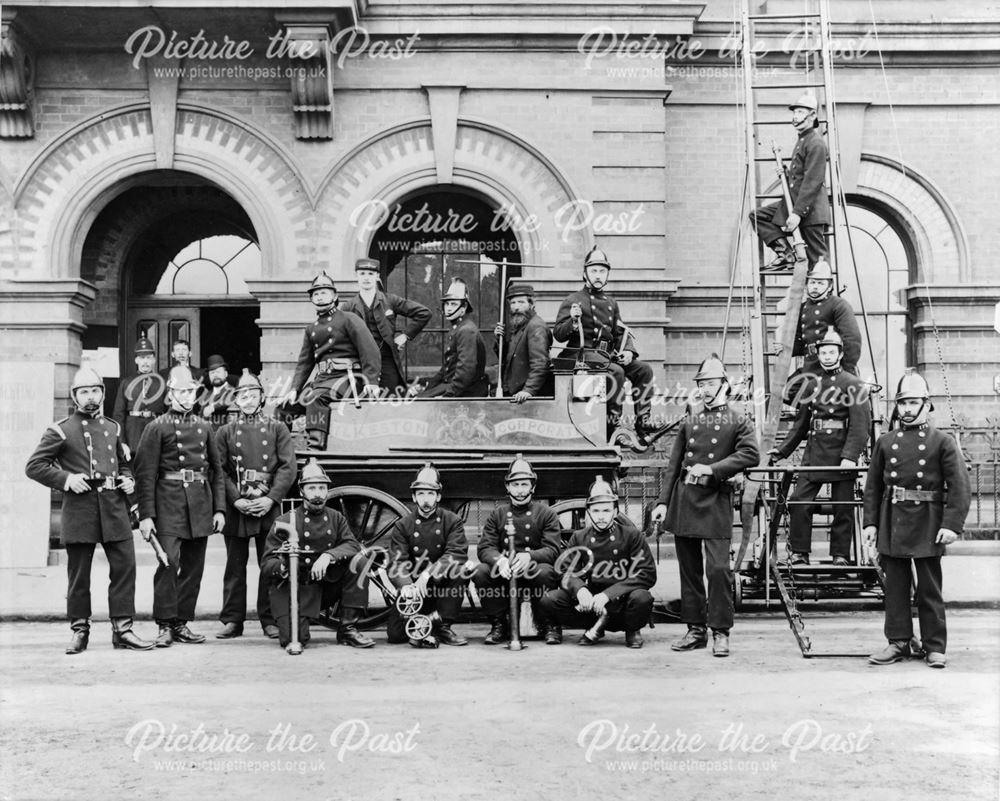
left=751, top=82, right=826, bottom=90
left=748, top=13, right=823, bottom=21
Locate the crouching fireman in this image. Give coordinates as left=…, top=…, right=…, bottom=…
left=260, top=458, right=375, bottom=650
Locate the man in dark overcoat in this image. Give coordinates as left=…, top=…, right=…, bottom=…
left=770, top=327, right=871, bottom=566
left=864, top=371, right=971, bottom=669
left=26, top=367, right=155, bottom=653
left=134, top=365, right=226, bottom=647
left=493, top=283, right=554, bottom=402
left=652, top=355, right=759, bottom=657
left=214, top=369, right=296, bottom=639
left=112, top=337, right=166, bottom=455
left=417, top=278, right=488, bottom=398
left=341, top=258, right=431, bottom=394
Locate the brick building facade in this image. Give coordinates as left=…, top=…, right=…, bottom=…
left=0, top=0, right=997, bottom=564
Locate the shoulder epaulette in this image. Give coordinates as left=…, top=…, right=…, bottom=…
left=47, top=419, right=69, bottom=439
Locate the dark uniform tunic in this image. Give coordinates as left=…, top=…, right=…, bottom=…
left=200, top=378, right=239, bottom=432
left=25, top=411, right=138, bottom=619
left=291, top=308, right=382, bottom=440
left=133, top=409, right=226, bottom=624
left=863, top=423, right=971, bottom=653
left=342, top=290, right=431, bottom=393
left=112, top=372, right=167, bottom=455
left=260, top=505, right=368, bottom=646
left=421, top=315, right=488, bottom=397
left=386, top=508, right=469, bottom=641
left=215, top=414, right=297, bottom=628
left=792, top=294, right=862, bottom=377
left=775, top=367, right=871, bottom=558
left=496, top=310, right=554, bottom=397
left=749, top=126, right=831, bottom=266
left=540, top=517, right=656, bottom=632
left=553, top=286, right=653, bottom=425
left=472, top=500, right=562, bottom=616
left=657, top=403, right=759, bottom=631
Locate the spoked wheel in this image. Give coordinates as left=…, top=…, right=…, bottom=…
left=317, top=485, right=409, bottom=631
left=551, top=498, right=588, bottom=544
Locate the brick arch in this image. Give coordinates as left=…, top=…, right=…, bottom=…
left=316, top=118, right=588, bottom=277
left=855, top=153, right=970, bottom=284
left=9, top=102, right=312, bottom=281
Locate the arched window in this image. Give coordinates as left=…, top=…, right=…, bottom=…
left=838, top=200, right=914, bottom=408
left=155, top=235, right=260, bottom=295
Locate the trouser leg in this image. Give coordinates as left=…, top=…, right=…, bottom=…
left=703, top=538, right=734, bottom=632
left=607, top=589, right=654, bottom=632
left=801, top=224, right=828, bottom=267
left=472, top=563, right=507, bottom=617
left=788, top=476, right=823, bottom=554
left=253, top=534, right=274, bottom=628
left=102, top=538, right=137, bottom=618
left=623, top=359, right=654, bottom=424
left=153, top=535, right=182, bottom=623
left=674, top=535, right=707, bottom=626
left=538, top=587, right=594, bottom=630
left=379, top=351, right=404, bottom=394
left=749, top=205, right=786, bottom=248
left=913, top=557, right=946, bottom=654
left=881, top=555, right=915, bottom=643
left=828, top=480, right=856, bottom=559
left=175, top=537, right=209, bottom=623
left=426, top=576, right=465, bottom=623
left=220, top=535, right=250, bottom=624
left=65, top=542, right=97, bottom=620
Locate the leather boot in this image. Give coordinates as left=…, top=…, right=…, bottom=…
left=483, top=616, right=510, bottom=645
left=154, top=623, right=174, bottom=648
left=544, top=624, right=563, bottom=645
left=868, top=639, right=911, bottom=665
left=435, top=623, right=468, bottom=646
left=216, top=622, right=244, bottom=640
left=111, top=618, right=155, bottom=651
left=171, top=621, right=206, bottom=644
left=409, top=635, right=439, bottom=649
left=66, top=619, right=90, bottom=655
left=337, top=608, right=375, bottom=648
left=625, top=630, right=644, bottom=649
left=671, top=625, right=708, bottom=652
left=712, top=630, right=730, bottom=658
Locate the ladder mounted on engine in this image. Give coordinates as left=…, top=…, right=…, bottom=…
left=731, top=0, right=883, bottom=657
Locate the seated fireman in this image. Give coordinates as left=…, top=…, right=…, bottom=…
left=416, top=278, right=488, bottom=398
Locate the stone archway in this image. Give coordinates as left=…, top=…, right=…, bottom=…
left=316, top=117, right=590, bottom=277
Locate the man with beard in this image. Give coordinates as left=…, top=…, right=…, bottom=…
left=387, top=463, right=470, bottom=647
left=112, top=338, right=166, bottom=455
left=553, top=247, right=655, bottom=439
left=652, top=355, right=759, bottom=657
left=769, top=328, right=871, bottom=567
left=540, top=476, right=656, bottom=648
left=493, top=283, right=553, bottom=402
left=749, top=93, right=830, bottom=270
left=282, top=272, right=381, bottom=447
left=134, top=365, right=226, bottom=647
left=864, top=371, right=970, bottom=669
left=26, top=367, right=155, bottom=653
left=473, top=455, right=563, bottom=645
left=260, top=458, right=374, bottom=650
left=341, top=258, right=431, bottom=395
left=214, top=369, right=297, bottom=640
left=200, top=354, right=239, bottom=432
left=415, top=278, right=488, bottom=398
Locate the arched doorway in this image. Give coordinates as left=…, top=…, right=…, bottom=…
left=367, top=188, right=522, bottom=382
left=79, top=175, right=261, bottom=401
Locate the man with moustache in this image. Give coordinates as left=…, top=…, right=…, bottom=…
left=214, top=369, right=297, bottom=640
left=540, top=476, right=656, bottom=648
left=282, top=272, right=382, bottom=447
left=161, top=339, right=203, bottom=383
left=26, top=367, right=155, bottom=653
left=200, top=354, right=239, bottom=431
left=493, top=283, right=554, bottom=402
left=341, top=257, right=431, bottom=395
left=134, top=365, right=226, bottom=647
left=386, top=463, right=470, bottom=647
left=112, top=337, right=166, bottom=455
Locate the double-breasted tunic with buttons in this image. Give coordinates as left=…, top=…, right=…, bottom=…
left=478, top=501, right=562, bottom=567
left=215, top=414, right=297, bottom=538
left=771, top=127, right=831, bottom=228
left=112, top=372, right=167, bottom=454
left=388, top=509, right=469, bottom=586
left=561, top=518, right=656, bottom=600
left=775, top=367, right=871, bottom=481
left=291, top=308, right=382, bottom=395
left=421, top=315, right=488, bottom=397
left=864, top=424, right=971, bottom=559
left=25, top=412, right=134, bottom=545
left=553, top=286, right=638, bottom=358
left=793, top=295, right=862, bottom=374
left=657, top=404, right=760, bottom=540
left=134, top=410, right=226, bottom=538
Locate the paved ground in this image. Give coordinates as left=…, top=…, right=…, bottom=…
left=1, top=612, right=998, bottom=801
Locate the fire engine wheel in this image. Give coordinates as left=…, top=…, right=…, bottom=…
left=317, top=485, right=410, bottom=631
left=551, top=498, right=588, bottom=543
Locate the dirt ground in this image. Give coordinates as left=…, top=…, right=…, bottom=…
left=1, top=612, right=998, bottom=801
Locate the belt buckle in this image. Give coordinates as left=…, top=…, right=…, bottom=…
left=890, top=486, right=904, bottom=501
left=181, top=469, right=196, bottom=483
left=684, top=472, right=700, bottom=486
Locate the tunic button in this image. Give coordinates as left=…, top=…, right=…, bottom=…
left=262, top=440, right=268, bottom=445
left=687, top=452, right=693, bottom=457
left=896, top=433, right=903, bottom=438
left=104, top=431, right=109, bottom=437
left=262, top=455, right=269, bottom=460
left=526, top=511, right=531, bottom=516
left=197, top=429, right=203, bottom=434
left=891, top=444, right=898, bottom=450
left=919, top=432, right=926, bottom=438
left=715, top=425, right=721, bottom=431
left=917, top=472, right=924, bottom=478
left=179, top=455, right=185, bottom=461
left=236, top=442, right=242, bottom=448
left=613, top=549, right=618, bottom=555
left=176, top=431, right=182, bottom=436
left=260, top=427, right=266, bottom=433
left=919, top=459, right=926, bottom=466
left=435, top=530, right=441, bottom=535
left=414, top=533, right=419, bottom=538
left=890, top=471, right=898, bottom=477
left=304, top=517, right=310, bottom=523
left=890, top=458, right=897, bottom=464
left=711, top=438, right=718, bottom=444
left=304, top=533, right=309, bottom=539
left=590, top=537, right=596, bottom=544
left=610, top=536, right=615, bottom=541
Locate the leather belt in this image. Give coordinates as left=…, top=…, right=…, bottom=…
left=129, top=410, right=154, bottom=418
left=890, top=486, right=945, bottom=503
left=86, top=475, right=120, bottom=492
left=242, top=469, right=272, bottom=482
left=318, top=358, right=359, bottom=374
left=161, top=470, right=207, bottom=483
left=812, top=419, right=846, bottom=431
left=683, top=470, right=713, bottom=487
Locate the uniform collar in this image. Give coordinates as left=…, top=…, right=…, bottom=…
left=417, top=507, right=439, bottom=521
left=315, top=308, right=336, bottom=320
left=239, top=412, right=262, bottom=423
left=821, top=366, right=842, bottom=376
left=900, top=421, right=930, bottom=431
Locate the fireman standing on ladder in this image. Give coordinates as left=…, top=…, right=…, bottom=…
left=864, top=371, right=970, bottom=669
left=749, top=93, right=831, bottom=270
